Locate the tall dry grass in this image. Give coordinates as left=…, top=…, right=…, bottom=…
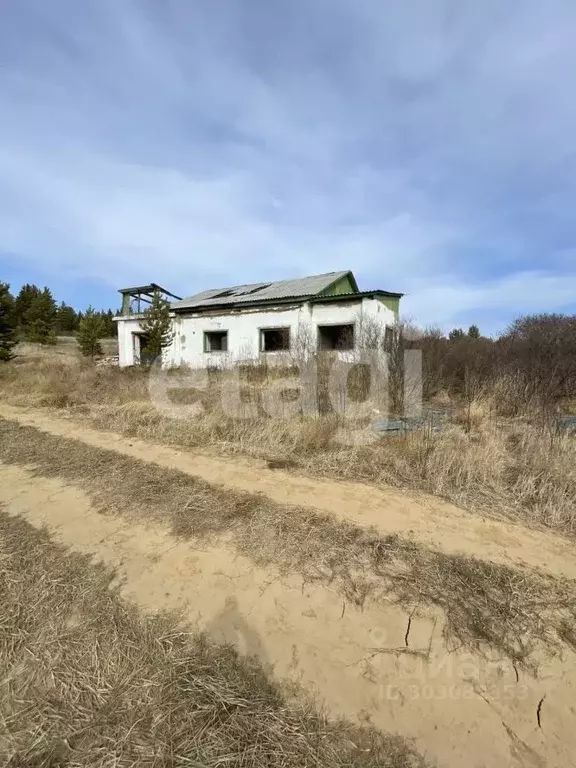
left=0, top=510, right=425, bottom=768
left=1, top=357, right=576, bottom=533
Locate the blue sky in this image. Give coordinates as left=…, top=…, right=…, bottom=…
left=1, top=0, right=576, bottom=334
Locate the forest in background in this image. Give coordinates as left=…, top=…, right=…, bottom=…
left=0, top=282, right=117, bottom=345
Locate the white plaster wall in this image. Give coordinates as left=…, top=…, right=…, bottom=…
left=116, top=317, right=144, bottom=367
left=171, top=298, right=394, bottom=368
left=116, top=298, right=396, bottom=368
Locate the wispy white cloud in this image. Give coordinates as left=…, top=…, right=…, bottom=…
left=404, top=271, right=576, bottom=334
left=1, top=0, right=576, bottom=330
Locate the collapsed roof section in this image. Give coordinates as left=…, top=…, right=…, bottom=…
left=118, top=283, right=182, bottom=315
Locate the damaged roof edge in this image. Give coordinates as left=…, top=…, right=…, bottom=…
left=172, top=289, right=403, bottom=313
left=118, top=283, right=182, bottom=300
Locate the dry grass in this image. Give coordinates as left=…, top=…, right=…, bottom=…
left=1, top=358, right=576, bottom=533
left=0, top=417, right=574, bottom=667
left=342, top=422, right=576, bottom=532
left=14, top=336, right=118, bottom=360
left=0, top=511, right=425, bottom=768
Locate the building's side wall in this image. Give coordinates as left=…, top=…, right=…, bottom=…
left=170, top=305, right=305, bottom=367
left=116, top=317, right=144, bottom=367
left=168, top=298, right=395, bottom=368
left=377, top=295, right=400, bottom=317
left=116, top=298, right=397, bottom=368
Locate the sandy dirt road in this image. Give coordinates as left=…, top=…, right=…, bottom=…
left=0, top=403, right=575, bottom=580
left=2, top=462, right=575, bottom=768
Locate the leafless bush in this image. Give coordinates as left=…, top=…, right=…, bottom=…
left=289, top=321, right=316, bottom=364
left=417, top=313, right=576, bottom=420
left=499, top=314, right=576, bottom=415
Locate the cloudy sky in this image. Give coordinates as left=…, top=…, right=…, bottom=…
left=1, top=0, right=575, bottom=334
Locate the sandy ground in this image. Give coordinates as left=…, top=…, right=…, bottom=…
left=0, top=403, right=575, bottom=580
left=1, top=461, right=576, bottom=768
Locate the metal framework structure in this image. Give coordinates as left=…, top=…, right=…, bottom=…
left=118, top=283, right=182, bottom=315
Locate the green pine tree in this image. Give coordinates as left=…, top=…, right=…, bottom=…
left=56, top=302, right=79, bottom=334
left=14, top=283, right=41, bottom=333
left=0, top=282, right=17, bottom=362
left=77, top=306, right=105, bottom=358
left=140, top=289, right=173, bottom=363
left=467, top=324, right=480, bottom=339
left=448, top=328, right=465, bottom=341
left=25, top=287, right=57, bottom=344
left=104, top=309, right=116, bottom=336
left=95, top=308, right=116, bottom=337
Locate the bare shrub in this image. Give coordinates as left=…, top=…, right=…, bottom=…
left=418, top=313, right=576, bottom=419
left=502, top=314, right=576, bottom=407
left=289, top=321, right=315, bottom=364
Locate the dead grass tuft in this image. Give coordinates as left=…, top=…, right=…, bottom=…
left=0, top=417, right=574, bottom=667
left=0, top=511, right=424, bottom=768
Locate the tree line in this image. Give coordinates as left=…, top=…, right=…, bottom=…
left=410, top=314, right=576, bottom=417
left=0, top=282, right=118, bottom=361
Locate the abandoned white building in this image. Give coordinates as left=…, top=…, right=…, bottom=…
left=115, top=270, right=403, bottom=368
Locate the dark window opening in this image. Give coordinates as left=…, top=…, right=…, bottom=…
left=261, top=327, right=290, bottom=352
left=204, top=330, right=228, bottom=352
left=133, top=332, right=151, bottom=364
left=317, top=324, right=354, bottom=351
